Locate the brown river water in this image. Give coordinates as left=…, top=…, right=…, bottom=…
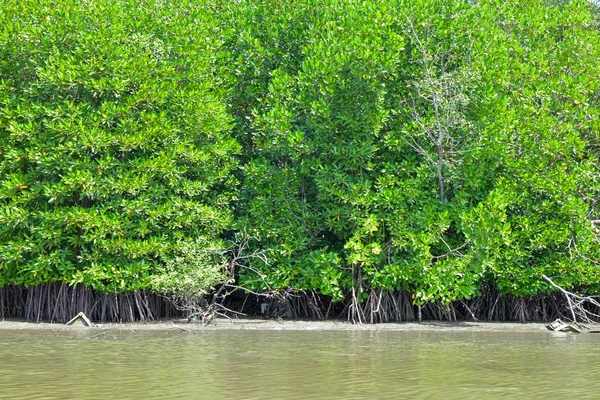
left=0, top=327, right=598, bottom=399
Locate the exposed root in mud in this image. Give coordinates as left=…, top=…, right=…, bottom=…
left=0, top=284, right=177, bottom=323
left=2, top=282, right=598, bottom=324
left=236, top=288, right=582, bottom=324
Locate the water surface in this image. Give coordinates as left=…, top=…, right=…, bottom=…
left=0, top=327, right=598, bottom=399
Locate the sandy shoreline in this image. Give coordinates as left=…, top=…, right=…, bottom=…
left=0, top=318, right=585, bottom=333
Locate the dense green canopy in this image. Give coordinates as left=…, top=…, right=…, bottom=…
left=1, top=0, right=599, bottom=305
left=0, top=0, right=238, bottom=293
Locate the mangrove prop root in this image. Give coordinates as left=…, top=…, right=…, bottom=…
left=0, top=283, right=591, bottom=324
left=0, top=284, right=177, bottom=323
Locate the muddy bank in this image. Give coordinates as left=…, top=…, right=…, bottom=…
left=0, top=317, right=584, bottom=333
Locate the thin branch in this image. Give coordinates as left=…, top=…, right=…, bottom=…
left=431, top=240, right=470, bottom=261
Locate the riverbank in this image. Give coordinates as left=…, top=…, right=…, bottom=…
left=0, top=317, right=586, bottom=333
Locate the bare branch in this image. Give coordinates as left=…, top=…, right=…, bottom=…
left=542, top=274, right=600, bottom=324
left=431, top=240, right=470, bottom=262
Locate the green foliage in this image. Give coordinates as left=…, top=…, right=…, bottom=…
left=1, top=0, right=599, bottom=305
left=0, top=0, right=239, bottom=292
left=462, top=0, right=600, bottom=295
left=151, top=238, right=227, bottom=302
left=225, top=0, right=600, bottom=303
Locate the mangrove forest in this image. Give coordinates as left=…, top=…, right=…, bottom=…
left=1, top=0, right=600, bottom=323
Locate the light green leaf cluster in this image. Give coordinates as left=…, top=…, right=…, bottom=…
left=151, top=238, right=227, bottom=302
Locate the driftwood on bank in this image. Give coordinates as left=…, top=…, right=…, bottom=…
left=546, top=319, right=582, bottom=333
left=66, top=312, right=94, bottom=327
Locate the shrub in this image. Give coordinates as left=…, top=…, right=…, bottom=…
left=0, top=0, right=239, bottom=293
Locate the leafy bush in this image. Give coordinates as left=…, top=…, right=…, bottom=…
left=151, top=238, right=227, bottom=302
left=0, top=0, right=239, bottom=293
left=225, top=0, right=600, bottom=303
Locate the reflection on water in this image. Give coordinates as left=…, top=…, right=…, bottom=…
left=0, top=327, right=598, bottom=399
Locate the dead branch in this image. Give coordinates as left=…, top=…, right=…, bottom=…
left=431, top=240, right=470, bottom=261
left=542, top=274, right=600, bottom=324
